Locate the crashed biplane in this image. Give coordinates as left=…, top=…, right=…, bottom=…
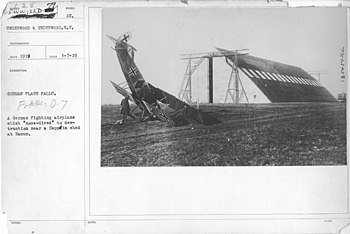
left=107, top=32, right=222, bottom=126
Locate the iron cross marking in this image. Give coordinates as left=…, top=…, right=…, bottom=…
left=122, top=34, right=130, bottom=42
left=128, top=66, right=138, bottom=77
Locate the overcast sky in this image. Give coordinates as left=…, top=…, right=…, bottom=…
left=102, top=7, right=347, bottom=104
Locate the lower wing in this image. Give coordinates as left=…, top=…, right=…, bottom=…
left=148, top=83, right=222, bottom=125
left=110, top=80, right=135, bottom=103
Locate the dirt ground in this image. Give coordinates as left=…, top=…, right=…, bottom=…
left=101, top=103, right=346, bottom=167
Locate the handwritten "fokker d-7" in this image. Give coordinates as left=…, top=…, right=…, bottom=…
left=107, top=32, right=221, bottom=126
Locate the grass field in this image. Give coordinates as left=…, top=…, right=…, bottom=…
left=101, top=102, right=346, bottom=167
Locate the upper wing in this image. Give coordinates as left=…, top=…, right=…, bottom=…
left=148, top=83, right=222, bottom=125
left=218, top=48, right=336, bottom=102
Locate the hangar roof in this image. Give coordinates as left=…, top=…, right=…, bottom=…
left=236, top=55, right=337, bottom=102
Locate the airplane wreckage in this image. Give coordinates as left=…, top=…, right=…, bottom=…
left=107, top=32, right=222, bottom=126
left=107, top=32, right=336, bottom=127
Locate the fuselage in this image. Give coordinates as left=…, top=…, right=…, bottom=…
left=114, top=40, right=158, bottom=105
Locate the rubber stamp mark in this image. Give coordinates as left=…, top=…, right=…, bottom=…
left=10, top=2, right=57, bottom=19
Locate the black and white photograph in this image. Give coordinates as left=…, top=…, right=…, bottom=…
left=101, top=7, right=347, bottom=167
left=2, top=2, right=349, bottom=233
